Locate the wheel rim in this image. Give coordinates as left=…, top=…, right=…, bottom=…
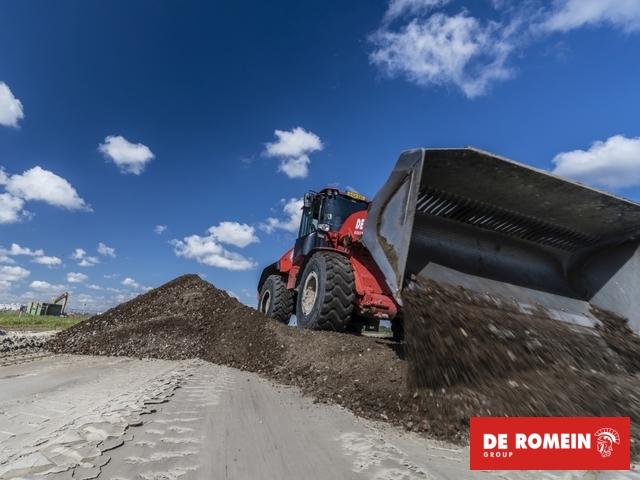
left=260, top=291, right=271, bottom=314
left=300, top=271, right=318, bottom=316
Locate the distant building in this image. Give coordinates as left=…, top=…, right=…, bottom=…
left=0, top=303, right=22, bottom=312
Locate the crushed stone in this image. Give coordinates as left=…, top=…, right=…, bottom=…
left=45, top=274, right=640, bottom=459
left=1, top=330, right=55, bottom=353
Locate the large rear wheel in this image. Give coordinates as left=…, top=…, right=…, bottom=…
left=258, top=275, right=294, bottom=324
left=296, top=251, right=355, bottom=331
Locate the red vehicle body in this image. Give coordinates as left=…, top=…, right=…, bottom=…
left=257, top=188, right=401, bottom=335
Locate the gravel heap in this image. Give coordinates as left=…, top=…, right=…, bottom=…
left=1, top=330, right=55, bottom=353
left=47, top=274, right=286, bottom=371
left=46, top=274, right=640, bottom=457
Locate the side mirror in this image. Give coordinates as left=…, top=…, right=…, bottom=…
left=317, top=223, right=331, bottom=233
left=303, top=192, right=315, bottom=208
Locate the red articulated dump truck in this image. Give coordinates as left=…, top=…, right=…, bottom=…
left=257, top=147, right=640, bottom=340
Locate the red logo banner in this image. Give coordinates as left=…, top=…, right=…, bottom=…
left=470, top=417, right=630, bottom=470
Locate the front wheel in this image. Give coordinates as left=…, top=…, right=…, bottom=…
left=296, top=251, right=355, bottom=331
left=258, top=275, right=293, bottom=324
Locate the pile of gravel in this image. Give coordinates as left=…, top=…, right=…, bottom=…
left=47, top=275, right=286, bottom=370
left=45, top=274, right=640, bottom=458
left=1, top=330, right=55, bottom=353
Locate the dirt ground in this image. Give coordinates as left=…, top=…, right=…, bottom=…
left=46, top=274, right=640, bottom=459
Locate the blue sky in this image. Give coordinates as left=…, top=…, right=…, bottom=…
left=1, top=0, right=640, bottom=312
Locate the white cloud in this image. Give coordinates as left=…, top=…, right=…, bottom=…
left=86, top=284, right=103, bottom=290
left=97, top=242, right=116, bottom=258
left=98, top=135, right=155, bottom=175
left=32, top=255, right=62, bottom=267
left=0, top=82, right=24, bottom=128
left=78, top=258, right=100, bottom=267
left=264, top=128, right=323, bottom=157
left=369, top=11, right=514, bottom=98
left=551, top=135, right=640, bottom=189
left=263, top=127, right=324, bottom=179
left=8, top=243, right=43, bottom=256
left=0, top=265, right=30, bottom=282
left=171, top=232, right=257, bottom=271
left=155, top=225, right=167, bottom=234
left=114, top=293, right=135, bottom=303
left=122, top=277, right=140, bottom=289
left=29, top=280, right=67, bottom=292
left=104, top=273, right=119, bottom=279
left=0, top=193, right=26, bottom=223
left=543, top=0, right=640, bottom=33
left=383, top=0, right=453, bottom=23
left=260, top=198, right=303, bottom=234
left=208, top=222, right=259, bottom=248
left=71, top=248, right=86, bottom=260
left=0, top=243, right=60, bottom=267
left=1, top=165, right=88, bottom=224
left=279, top=155, right=312, bottom=179
left=4, top=166, right=90, bottom=211
left=67, top=272, right=88, bottom=283
left=71, top=248, right=99, bottom=266
left=369, top=1, right=640, bottom=98
left=120, top=277, right=151, bottom=292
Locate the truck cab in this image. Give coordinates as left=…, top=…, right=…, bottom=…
left=293, top=188, right=368, bottom=263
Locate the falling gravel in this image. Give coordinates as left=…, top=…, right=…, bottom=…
left=403, top=279, right=640, bottom=459
left=45, top=274, right=640, bottom=459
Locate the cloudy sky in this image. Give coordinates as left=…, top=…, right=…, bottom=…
left=1, top=0, right=640, bottom=312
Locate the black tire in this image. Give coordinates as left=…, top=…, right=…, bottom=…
left=391, top=318, right=404, bottom=343
left=258, top=275, right=294, bottom=324
left=296, top=251, right=355, bottom=331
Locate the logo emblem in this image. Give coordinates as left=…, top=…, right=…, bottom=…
left=595, top=428, right=620, bottom=458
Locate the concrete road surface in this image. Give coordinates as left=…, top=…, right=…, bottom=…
left=0, top=354, right=637, bottom=480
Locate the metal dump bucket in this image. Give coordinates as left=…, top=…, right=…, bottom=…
left=363, top=147, right=640, bottom=332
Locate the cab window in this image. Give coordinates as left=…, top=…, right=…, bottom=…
left=298, top=198, right=322, bottom=237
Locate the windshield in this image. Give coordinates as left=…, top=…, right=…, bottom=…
left=321, top=195, right=367, bottom=231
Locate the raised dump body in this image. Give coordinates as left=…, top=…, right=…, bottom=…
left=363, top=147, right=640, bottom=332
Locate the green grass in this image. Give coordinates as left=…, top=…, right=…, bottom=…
left=0, top=312, right=89, bottom=331
left=361, top=325, right=393, bottom=337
